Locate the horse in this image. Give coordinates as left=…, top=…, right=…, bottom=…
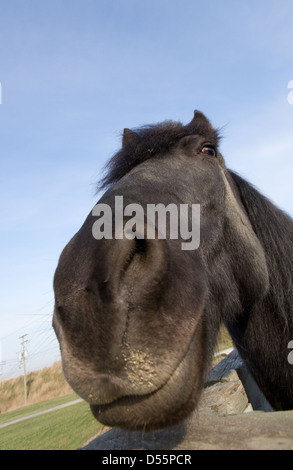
left=53, top=111, right=293, bottom=431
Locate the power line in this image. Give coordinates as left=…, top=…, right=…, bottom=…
left=0, top=306, right=61, bottom=380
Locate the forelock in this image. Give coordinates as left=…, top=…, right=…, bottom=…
left=98, top=111, right=220, bottom=190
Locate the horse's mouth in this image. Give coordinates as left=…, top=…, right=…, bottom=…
left=90, top=389, right=158, bottom=421
left=89, top=381, right=187, bottom=431
left=88, top=334, right=205, bottom=431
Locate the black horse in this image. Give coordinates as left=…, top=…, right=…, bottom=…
left=53, top=111, right=293, bottom=431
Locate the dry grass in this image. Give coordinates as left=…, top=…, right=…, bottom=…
left=0, top=362, right=73, bottom=414
left=215, top=325, right=233, bottom=352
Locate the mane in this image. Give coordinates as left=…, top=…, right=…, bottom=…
left=229, top=170, right=293, bottom=330
left=99, top=112, right=220, bottom=190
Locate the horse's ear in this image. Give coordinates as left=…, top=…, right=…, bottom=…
left=122, top=128, right=140, bottom=147
left=189, top=110, right=221, bottom=144
left=189, top=110, right=213, bottom=128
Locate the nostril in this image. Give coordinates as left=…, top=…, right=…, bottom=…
left=134, top=237, right=147, bottom=256
left=121, top=237, right=147, bottom=279
left=89, top=234, right=169, bottom=305
left=118, top=236, right=169, bottom=305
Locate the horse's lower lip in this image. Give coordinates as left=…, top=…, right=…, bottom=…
left=90, top=391, right=154, bottom=415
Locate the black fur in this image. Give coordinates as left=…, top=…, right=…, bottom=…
left=99, top=110, right=220, bottom=189
left=227, top=171, right=293, bottom=409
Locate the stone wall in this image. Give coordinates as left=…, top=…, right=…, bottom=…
left=81, top=350, right=293, bottom=450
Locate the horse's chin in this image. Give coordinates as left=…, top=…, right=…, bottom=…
left=89, top=333, right=205, bottom=431
left=89, top=387, right=199, bottom=432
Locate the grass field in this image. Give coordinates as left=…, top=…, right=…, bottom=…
left=0, top=394, right=103, bottom=450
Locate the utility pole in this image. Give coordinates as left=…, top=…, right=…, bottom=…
left=0, top=362, right=5, bottom=379
left=19, top=335, right=28, bottom=405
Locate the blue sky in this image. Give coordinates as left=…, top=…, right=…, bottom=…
left=0, top=0, right=293, bottom=378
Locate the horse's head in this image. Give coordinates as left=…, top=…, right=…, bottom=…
left=53, top=111, right=269, bottom=430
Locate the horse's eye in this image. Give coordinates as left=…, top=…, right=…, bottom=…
left=201, top=145, right=216, bottom=157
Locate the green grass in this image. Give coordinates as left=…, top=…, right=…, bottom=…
left=0, top=396, right=103, bottom=450
left=0, top=393, right=79, bottom=426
